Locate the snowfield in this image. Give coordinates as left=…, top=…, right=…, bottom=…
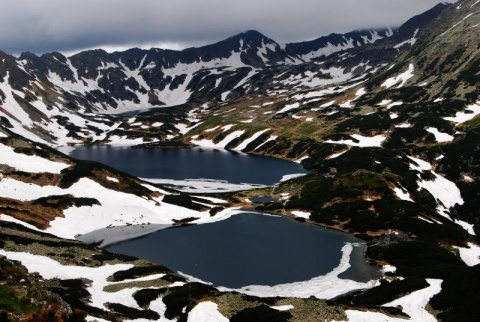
left=454, top=242, right=480, bottom=267
left=326, top=134, right=387, bottom=147
left=407, top=156, right=474, bottom=235
left=0, top=143, right=70, bottom=174
left=381, top=64, right=415, bottom=89
left=217, top=243, right=378, bottom=300
left=336, top=279, right=443, bottom=322
left=0, top=176, right=234, bottom=239
left=0, top=249, right=226, bottom=322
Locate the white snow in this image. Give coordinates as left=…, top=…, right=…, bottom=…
left=382, top=265, right=397, bottom=274
left=382, top=279, right=443, bottom=322
left=221, top=124, right=235, bottom=132
left=0, top=250, right=134, bottom=310
left=118, top=57, right=150, bottom=91
left=254, top=135, right=278, bottom=151
left=443, top=101, right=480, bottom=123
left=337, top=279, right=443, bottom=322
left=377, top=99, right=392, bottom=106
left=106, top=135, right=150, bottom=146
left=408, top=156, right=472, bottom=234
left=233, top=129, right=270, bottom=151
left=325, top=134, right=386, bottom=148
left=454, top=242, right=480, bottom=267
left=339, top=100, right=353, bottom=108
left=355, top=87, right=367, bottom=99
left=0, top=214, right=41, bottom=231
left=106, top=176, right=119, bottom=183
left=327, top=150, right=348, bottom=160
left=0, top=143, right=70, bottom=174
left=221, top=91, right=231, bottom=101
left=295, top=155, right=310, bottom=163
left=407, top=156, right=432, bottom=172
left=175, top=122, right=202, bottom=135
left=381, top=64, right=415, bottom=89
left=277, top=102, right=301, bottom=114
left=394, top=29, right=419, bottom=48
left=393, top=186, right=414, bottom=202
left=192, top=130, right=245, bottom=149
left=142, top=178, right=266, bottom=193
left=291, top=211, right=311, bottom=219
left=418, top=216, right=435, bottom=224
left=218, top=243, right=377, bottom=299
left=270, top=305, right=294, bottom=311
left=386, top=102, right=403, bottom=109
left=0, top=177, right=210, bottom=239
left=187, top=302, right=228, bottom=322
left=193, top=196, right=228, bottom=204
left=321, top=101, right=335, bottom=108
left=280, top=173, right=307, bottom=182
left=390, top=112, right=399, bottom=119
left=204, top=126, right=219, bottom=133
left=395, top=122, right=412, bottom=128
left=426, top=127, right=454, bottom=142
left=417, top=173, right=464, bottom=209
left=298, top=39, right=356, bottom=62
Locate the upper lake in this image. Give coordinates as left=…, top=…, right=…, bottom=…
left=69, top=145, right=308, bottom=186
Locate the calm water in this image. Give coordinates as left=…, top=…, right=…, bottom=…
left=72, top=146, right=378, bottom=287
left=105, top=213, right=378, bottom=288
left=69, top=146, right=307, bottom=185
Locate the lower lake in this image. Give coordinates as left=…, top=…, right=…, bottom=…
left=105, top=213, right=379, bottom=288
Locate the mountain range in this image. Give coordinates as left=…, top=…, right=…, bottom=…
left=1, top=0, right=480, bottom=321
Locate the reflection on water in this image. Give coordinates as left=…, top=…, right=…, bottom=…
left=70, top=146, right=308, bottom=185
left=105, top=213, right=380, bottom=288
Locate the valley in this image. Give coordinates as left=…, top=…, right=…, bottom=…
left=1, top=0, right=480, bottom=321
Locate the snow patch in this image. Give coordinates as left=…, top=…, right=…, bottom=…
left=0, top=143, right=70, bottom=174
left=426, top=127, right=454, bottom=142
left=393, top=185, right=414, bottom=202
left=270, top=305, right=294, bottom=311
left=277, top=102, right=301, bottom=114
left=291, top=211, right=311, bottom=219
left=218, top=243, right=377, bottom=299
left=381, top=64, right=414, bottom=89
left=325, top=134, right=386, bottom=148
left=192, top=130, right=245, bottom=149
left=233, top=129, right=270, bottom=151
left=188, top=302, right=228, bottom=322
left=454, top=243, right=480, bottom=267
left=443, top=101, right=480, bottom=123
left=280, top=173, right=307, bottom=182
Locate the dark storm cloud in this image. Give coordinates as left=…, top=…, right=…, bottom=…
left=0, top=0, right=456, bottom=55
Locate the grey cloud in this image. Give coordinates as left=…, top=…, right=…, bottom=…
left=0, top=0, right=456, bottom=55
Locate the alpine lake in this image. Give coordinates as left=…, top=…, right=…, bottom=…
left=70, top=145, right=380, bottom=288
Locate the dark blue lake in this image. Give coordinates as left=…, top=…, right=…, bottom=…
left=69, top=146, right=307, bottom=185
left=71, top=146, right=378, bottom=288
left=105, top=213, right=379, bottom=288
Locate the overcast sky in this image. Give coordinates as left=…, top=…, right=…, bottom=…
left=0, top=0, right=456, bottom=56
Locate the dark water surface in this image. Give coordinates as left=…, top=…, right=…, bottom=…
left=69, top=146, right=307, bottom=185
left=72, top=146, right=378, bottom=287
left=105, top=213, right=379, bottom=288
